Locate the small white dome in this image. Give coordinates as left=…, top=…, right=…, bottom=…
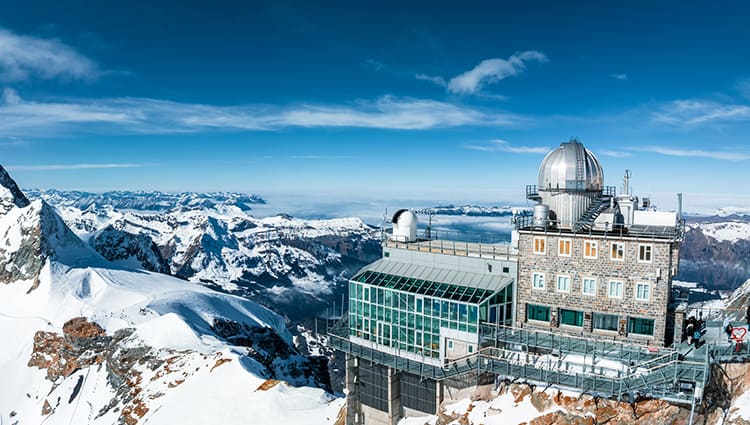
left=392, top=209, right=417, bottom=226
left=391, top=209, right=418, bottom=242
left=538, top=140, right=603, bottom=192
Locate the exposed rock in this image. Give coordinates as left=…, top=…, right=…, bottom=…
left=92, top=225, right=171, bottom=274
left=211, top=317, right=331, bottom=391
left=0, top=164, right=30, bottom=215
left=63, top=317, right=106, bottom=338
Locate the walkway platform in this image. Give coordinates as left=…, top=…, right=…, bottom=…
left=330, top=320, right=712, bottom=405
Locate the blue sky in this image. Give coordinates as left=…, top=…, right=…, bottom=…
left=1, top=0, right=749, bottom=213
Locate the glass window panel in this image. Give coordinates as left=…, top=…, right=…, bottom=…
left=527, top=304, right=550, bottom=322
left=592, top=313, right=619, bottom=331
left=459, top=304, right=468, bottom=322
left=559, top=309, right=583, bottom=327
left=628, top=317, right=655, bottom=336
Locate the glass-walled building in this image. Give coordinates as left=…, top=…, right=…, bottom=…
left=348, top=258, right=514, bottom=364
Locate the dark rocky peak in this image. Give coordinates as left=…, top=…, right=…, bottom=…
left=0, top=164, right=31, bottom=214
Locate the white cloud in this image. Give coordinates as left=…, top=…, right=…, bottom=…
left=415, top=73, right=447, bottom=87
left=446, top=51, right=548, bottom=95
left=654, top=100, right=750, bottom=125
left=634, top=146, right=750, bottom=161
left=599, top=150, right=633, bottom=158
left=610, top=73, right=628, bottom=81
left=6, top=163, right=148, bottom=171
left=465, top=139, right=548, bottom=154
left=0, top=27, right=98, bottom=82
left=0, top=92, right=522, bottom=136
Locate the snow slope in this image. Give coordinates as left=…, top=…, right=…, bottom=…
left=0, top=263, right=343, bottom=425
left=0, top=166, right=343, bottom=425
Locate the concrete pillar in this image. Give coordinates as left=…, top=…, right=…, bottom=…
left=345, top=354, right=361, bottom=425
left=387, top=367, right=401, bottom=425
left=673, top=304, right=687, bottom=345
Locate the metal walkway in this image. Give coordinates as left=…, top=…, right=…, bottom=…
left=329, top=321, right=712, bottom=405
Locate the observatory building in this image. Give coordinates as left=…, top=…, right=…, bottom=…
left=329, top=139, right=690, bottom=425
left=517, top=140, right=683, bottom=345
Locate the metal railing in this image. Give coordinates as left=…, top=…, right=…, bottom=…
left=329, top=318, right=710, bottom=404
left=384, top=228, right=515, bottom=260
left=513, top=214, right=684, bottom=241
left=526, top=184, right=616, bottom=199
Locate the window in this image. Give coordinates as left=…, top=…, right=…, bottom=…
left=584, top=240, right=598, bottom=259
left=582, top=277, right=596, bottom=296
left=556, top=275, right=570, bottom=293
left=447, top=339, right=454, bottom=350
left=608, top=280, right=623, bottom=298
left=527, top=304, right=550, bottom=322
left=592, top=313, right=619, bottom=332
left=558, top=239, right=572, bottom=257
left=559, top=309, right=583, bottom=327
left=532, top=272, right=545, bottom=290
left=610, top=242, right=625, bottom=261
left=635, top=282, right=650, bottom=301
left=533, top=237, right=546, bottom=254
left=628, top=317, right=655, bottom=336
left=468, top=344, right=474, bottom=354
left=638, top=244, right=653, bottom=263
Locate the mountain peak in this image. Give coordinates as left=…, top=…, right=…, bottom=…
left=0, top=164, right=31, bottom=214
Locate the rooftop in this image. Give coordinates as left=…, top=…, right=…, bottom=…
left=352, top=258, right=514, bottom=304
left=384, top=227, right=516, bottom=260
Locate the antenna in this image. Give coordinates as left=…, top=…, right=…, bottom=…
left=623, top=169, right=632, bottom=196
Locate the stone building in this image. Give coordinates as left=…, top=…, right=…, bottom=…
left=515, top=140, right=683, bottom=346
left=330, top=140, right=687, bottom=424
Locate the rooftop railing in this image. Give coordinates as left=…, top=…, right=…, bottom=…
left=383, top=227, right=515, bottom=260
left=513, top=214, right=685, bottom=241
left=526, top=184, right=616, bottom=200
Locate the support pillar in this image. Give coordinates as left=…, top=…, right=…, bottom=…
left=346, top=354, right=361, bottom=425
left=387, top=367, right=401, bottom=425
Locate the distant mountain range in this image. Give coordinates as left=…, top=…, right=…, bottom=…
left=26, top=188, right=382, bottom=322
left=25, top=188, right=266, bottom=212
left=0, top=168, right=342, bottom=425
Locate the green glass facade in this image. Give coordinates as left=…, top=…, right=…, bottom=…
left=348, top=278, right=513, bottom=359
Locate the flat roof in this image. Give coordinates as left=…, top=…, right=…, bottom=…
left=351, top=258, right=513, bottom=304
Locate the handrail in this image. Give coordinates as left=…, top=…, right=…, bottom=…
left=479, top=323, right=675, bottom=354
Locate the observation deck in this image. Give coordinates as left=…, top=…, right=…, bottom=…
left=330, top=318, right=713, bottom=405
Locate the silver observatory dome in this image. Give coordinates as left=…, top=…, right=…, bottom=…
left=538, top=140, right=603, bottom=192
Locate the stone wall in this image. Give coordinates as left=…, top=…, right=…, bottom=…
left=516, top=231, right=680, bottom=346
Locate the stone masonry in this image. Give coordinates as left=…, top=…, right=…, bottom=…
left=516, top=230, right=680, bottom=346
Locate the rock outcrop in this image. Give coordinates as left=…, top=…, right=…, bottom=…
left=92, top=225, right=171, bottom=274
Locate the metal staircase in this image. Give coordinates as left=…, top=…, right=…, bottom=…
left=573, top=195, right=611, bottom=233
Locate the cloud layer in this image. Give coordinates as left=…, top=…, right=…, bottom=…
left=0, top=27, right=98, bottom=82
left=0, top=90, right=522, bottom=136
left=654, top=100, right=750, bottom=125
left=465, top=139, right=548, bottom=154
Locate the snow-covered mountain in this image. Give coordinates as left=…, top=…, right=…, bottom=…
left=25, top=188, right=266, bottom=213
left=0, top=166, right=343, bottom=425
left=678, top=214, right=750, bottom=290
left=26, top=190, right=382, bottom=322
left=425, top=204, right=519, bottom=217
